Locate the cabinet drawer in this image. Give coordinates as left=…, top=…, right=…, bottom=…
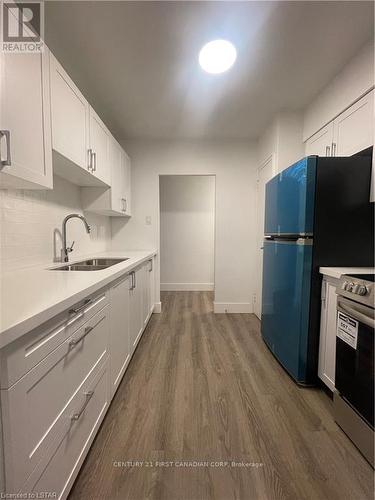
left=22, top=357, right=110, bottom=499
left=1, top=306, right=109, bottom=492
left=0, top=289, right=108, bottom=388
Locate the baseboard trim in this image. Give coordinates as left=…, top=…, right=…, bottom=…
left=153, top=302, right=162, bottom=314
left=160, top=283, right=214, bottom=291
left=213, top=302, right=253, bottom=314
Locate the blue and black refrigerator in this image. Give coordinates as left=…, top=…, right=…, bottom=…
left=261, top=154, right=374, bottom=385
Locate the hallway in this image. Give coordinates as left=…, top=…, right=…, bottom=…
left=69, top=292, right=373, bottom=500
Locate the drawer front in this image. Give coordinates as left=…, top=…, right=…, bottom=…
left=0, top=289, right=108, bottom=388
left=22, top=357, right=110, bottom=499
left=1, top=306, right=109, bottom=492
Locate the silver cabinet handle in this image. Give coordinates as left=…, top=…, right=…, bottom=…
left=130, top=271, right=136, bottom=290
left=69, top=325, right=94, bottom=347
left=121, top=198, right=126, bottom=212
left=332, top=142, right=336, bottom=156
left=71, top=390, right=94, bottom=421
left=87, top=149, right=93, bottom=171
left=325, top=145, right=331, bottom=156
left=69, top=298, right=92, bottom=315
left=92, top=151, right=97, bottom=172
left=0, top=130, right=11, bottom=168
left=149, top=259, right=153, bottom=272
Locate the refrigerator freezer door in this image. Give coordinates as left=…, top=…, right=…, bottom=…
left=261, top=239, right=313, bottom=383
left=264, top=157, right=316, bottom=236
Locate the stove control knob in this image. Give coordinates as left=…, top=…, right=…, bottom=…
left=352, top=284, right=360, bottom=294
left=357, top=285, right=368, bottom=296
left=342, top=281, right=349, bottom=290
left=345, top=282, right=354, bottom=292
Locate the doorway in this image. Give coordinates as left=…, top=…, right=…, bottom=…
left=159, top=175, right=216, bottom=293
left=254, top=156, right=275, bottom=319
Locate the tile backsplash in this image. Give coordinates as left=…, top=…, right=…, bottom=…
left=0, top=175, right=111, bottom=272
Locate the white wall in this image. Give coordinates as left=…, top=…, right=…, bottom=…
left=159, top=175, right=215, bottom=291
left=111, top=140, right=258, bottom=313
left=0, top=175, right=111, bottom=272
left=258, top=111, right=304, bottom=172
left=303, top=40, right=374, bottom=141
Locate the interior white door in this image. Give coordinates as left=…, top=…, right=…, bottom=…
left=254, top=156, right=275, bottom=319
left=305, top=122, right=334, bottom=157
left=89, top=108, right=111, bottom=185
left=333, top=91, right=374, bottom=156
left=0, top=46, right=52, bottom=189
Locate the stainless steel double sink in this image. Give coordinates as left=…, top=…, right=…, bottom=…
left=51, top=258, right=129, bottom=271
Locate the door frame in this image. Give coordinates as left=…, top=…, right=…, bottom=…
left=254, top=154, right=277, bottom=319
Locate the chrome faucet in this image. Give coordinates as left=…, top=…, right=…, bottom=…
left=61, top=214, right=91, bottom=262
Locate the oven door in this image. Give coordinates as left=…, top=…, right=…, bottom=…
left=335, top=296, right=374, bottom=428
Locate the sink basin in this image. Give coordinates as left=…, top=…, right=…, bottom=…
left=51, top=258, right=129, bottom=271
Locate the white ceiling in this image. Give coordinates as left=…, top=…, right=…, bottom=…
left=45, top=1, right=374, bottom=141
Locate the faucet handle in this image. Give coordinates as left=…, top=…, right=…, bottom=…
left=68, top=241, right=75, bottom=252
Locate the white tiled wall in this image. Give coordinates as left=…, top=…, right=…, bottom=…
left=0, top=175, right=111, bottom=272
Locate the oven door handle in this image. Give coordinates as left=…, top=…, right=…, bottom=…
left=337, top=299, right=375, bottom=329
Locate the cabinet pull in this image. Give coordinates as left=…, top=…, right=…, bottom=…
left=87, top=148, right=93, bottom=171
left=149, top=259, right=153, bottom=272
left=130, top=271, right=136, bottom=290
left=92, top=151, right=97, bottom=172
left=0, top=130, right=11, bottom=168
left=69, top=325, right=93, bottom=347
left=69, top=298, right=92, bottom=315
left=332, top=142, right=336, bottom=156
left=69, top=315, right=104, bottom=347
left=325, top=145, right=330, bottom=156
left=71, top=390, right=94, bottom=421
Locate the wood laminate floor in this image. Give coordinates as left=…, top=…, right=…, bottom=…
left=69, top=292, right=373, bottom=500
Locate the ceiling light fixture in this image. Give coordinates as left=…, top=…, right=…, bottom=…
left=199, top=39, right=237, bottom=74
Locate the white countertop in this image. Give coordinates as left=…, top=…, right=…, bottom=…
left=0, top=250, right=157, bottom=349
left=319, top=266, right=374, bottom=280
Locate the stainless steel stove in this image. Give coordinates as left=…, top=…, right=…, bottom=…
left=334, top=273, right=374, bottom=467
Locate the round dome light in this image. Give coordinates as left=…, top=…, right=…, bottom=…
left=199, top=39, right=237, bottom=74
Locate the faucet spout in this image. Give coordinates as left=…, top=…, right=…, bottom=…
left=61, top=214, right=91, bottom=262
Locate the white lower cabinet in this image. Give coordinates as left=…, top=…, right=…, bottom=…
left=129, top=267, right=144, bottom=353
left=0, top=256, right=156, bottom=498
left=109, top=275, right=131, bottom=397
left=318, top=276, right=340, bottom=391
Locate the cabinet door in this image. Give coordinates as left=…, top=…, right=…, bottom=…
left=333, top=91, right=374, bottom=156
left=89, top=108, right=111, bottom=185
left=129, top=269, right=143, bottom=353
left=142, top=263, right=151, bottom=327
left=305, top=122, right=334, bottom=157
left=0, top=47, right=52, bottom=189
left=318, top=277, right=339, bottom=391
left=123, top=151, right=132, bottom=216
left=110, top=139, right=125, bottom=214
left=109, top=276, right=131, bottom=397
left=50, top=53, right=89, bottom=171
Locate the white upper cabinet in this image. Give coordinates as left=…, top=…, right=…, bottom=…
left=50, top=53, right=90, bottom=176
left=305, top=90, right=374, bottom=157
left=123, top=150, right=132, bottom=216
left=0, top=47, right=52, bottom=189
left=50, top=53, right=110, bottom=187
left=81, top=138, right=131, bottom=217
left=333, top=91, right=374, bottom=156
left=305, top=122, right=334, bottom=157
left=88, top=107, right=111, bottom=185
